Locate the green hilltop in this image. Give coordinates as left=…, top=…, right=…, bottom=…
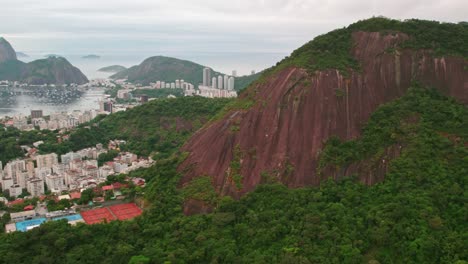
left=111, top=55, right=261, bottom=91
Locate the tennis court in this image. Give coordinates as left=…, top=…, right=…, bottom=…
left=81, top=208, right=116, bottom=224
left=108, top=203, right=142, bottom=220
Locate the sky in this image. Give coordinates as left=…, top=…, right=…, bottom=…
left=1, top=0, right=467, bottom=75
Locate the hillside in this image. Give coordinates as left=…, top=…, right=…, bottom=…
left=98, top=65, right=127, bottom=73
left=178, top=18, right=468, bottom=200
left=110, top=55, right=260, bottom=91
left=0, top=37, right=17, bottom=63
left=22, top=56, right=88, bottom=85
left=0, top=17, right=467, bottom=264
left=0, top=38, right=88, bottom=84
left=0, top=85, right=466, bottom=263
left=38, top=96, right=232, bottom=159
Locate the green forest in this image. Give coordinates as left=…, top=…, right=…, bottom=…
left=0, top=17, right=466, bottom=264
left=0, top=97, right=231, bottom=165
left=264, top=17, right=468, bottom=77
left=0, top=86, right=466, bottom=264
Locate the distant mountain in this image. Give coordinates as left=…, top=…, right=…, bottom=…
left=0, top=38, right=88, bottom=84
left=23, top=57, right=89, bottom=85
left=98, top=65, right=127, bottom=73
left=111, top=56, right=261, bottom=91
left=0, top=37, right=17, bottom=63
left=16, top=51, right=29, bottom=58
left=82, top=54, right=100, bottom=59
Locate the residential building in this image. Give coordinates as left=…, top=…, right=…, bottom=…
left=203, top=67, right=211, bottom=86
left=27, top=178, right=45, bottom=197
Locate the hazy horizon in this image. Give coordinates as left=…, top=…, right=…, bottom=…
left=2, top=0, right=467, bottom=76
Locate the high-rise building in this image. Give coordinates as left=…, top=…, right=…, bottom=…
left=232, top=70, right=237, bottom=77
left=175, top=80, right=180, bottom=88
left=45, top=173, right=65, bottom=193
left=212, top=77, right=217, bottom=88
left=218, top=76, right=223, bottom=89
left=203, top=68, right=211, bottom=86
left=27, top=178, right=44, bottom=197
left=31, top=110, right=43, bottom=119
left=251, top=70, right=256, bottom=75
left=36, top=153, right=58, bottom=170
left=224, top=75, right=229, bottom=91
left=228, top=76, right=235, bottom=90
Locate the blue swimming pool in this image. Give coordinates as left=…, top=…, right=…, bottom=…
left=52, top=214, right=83, bottom=222
left=15, top=218, right=47, bottom=232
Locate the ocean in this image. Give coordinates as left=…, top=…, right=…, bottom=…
left=1, top=51, right=287, bottom=118
left=20, top=51, right=288, bottom=79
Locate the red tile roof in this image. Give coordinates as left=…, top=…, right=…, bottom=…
left=102, top=185, right=113, bottom=191
left=24, top=205, right=34, bottom=211
left=112, top=182, right=128, bottom=189
left=8, top=199, right=24, bottom=206
left=70, top=192, right=81, bottom=200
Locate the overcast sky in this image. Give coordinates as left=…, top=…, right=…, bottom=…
left=1, top=0, right=467, bottom=67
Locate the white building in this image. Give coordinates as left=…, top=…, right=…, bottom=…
left=27, top=178, right=45, bottom=197
left=61, top=152, right=82, bottom=165
left=218, top=76, right=223, bottom=89
left=228, top=76, right=235, bottom=90
left=203, top=67, right=211, bottom=86
left=211, top=77, right=217, bottom=89
left=36, top=153, right=58, bottom=170
left=224, top=75, right=229, bottom=90
left=45, top=174, right=66, bottom=193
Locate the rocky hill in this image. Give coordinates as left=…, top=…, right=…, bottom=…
left=178, top=18, right=468, bottom=205
left=111, top=55, right=260, bottom=91
left=0, top=38, right=88, bottom=84
left=22, top=56, right=88, bottom=85
left=0, top=37, right=17, bottom=63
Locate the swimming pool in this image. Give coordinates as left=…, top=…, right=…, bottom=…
left=52, top=214, right=83, bottom=222
left=15, top=218, right=47, bottom=232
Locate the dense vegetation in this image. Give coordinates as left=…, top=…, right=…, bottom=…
left=0, top=126, right=58, bottom=165
left=319, top=84, right=468, bottom=170
left=131, top=88, right=184, bottom=99
left=0, top=86, right=466, bottom=263
left=38, top=97, right=232, bottom=159
left=0, top=60, right=25, bottom=80
left=269, top=17, right=468, bottom=76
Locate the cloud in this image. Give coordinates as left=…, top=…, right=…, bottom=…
left=1, top=0, right=467, bottom=55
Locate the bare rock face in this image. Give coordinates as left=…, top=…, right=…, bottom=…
left=178, top=31, right=468, bottom=204
left=0, top=37, right=17, bottom=63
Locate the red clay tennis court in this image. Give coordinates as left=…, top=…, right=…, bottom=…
left=108, top=203, right=142, bottom=220
left=81, top=208, right=116, bottom=224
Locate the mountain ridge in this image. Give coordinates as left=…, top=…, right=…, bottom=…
left=0, top=37, right=17, bottom=63
left=178, top=18, right=468, bottom=208
left=0, top=38, right=88, bottom=84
